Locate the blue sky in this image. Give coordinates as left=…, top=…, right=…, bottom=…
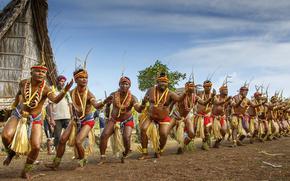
left=1, top=0, right=290, bottom=99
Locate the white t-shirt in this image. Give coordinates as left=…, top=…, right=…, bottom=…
left=52, top=89, right=72, bottom=120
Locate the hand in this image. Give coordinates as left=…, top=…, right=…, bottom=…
left=212, top=89, right=216, bottom=97
left=141, top=99, right=147, bottom=106
left=227, top=96, right=232, bottom=101
left=49, top=119, right=56, bottom=127
left=104, top=95, right=113, bottom=104
left=50, top=126, right=55, bottom=133
left=64, top=79, right=74, bottom=92
left=3, top=108, right=10, bottom=113
left=102, top=99, right=108, bottom=105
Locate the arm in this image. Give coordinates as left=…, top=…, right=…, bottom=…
left=196, top=94, right=216, bottom=105
left=249, top=100, right=262, bottom=108
left=273, top=103, right=285, bottom=110
left=47, top=79, right=73, bottom=103
left=132, top=96, right=145, bottom=113
left=47, top=103, right=56, bottom=127
left=213, top=96, right=232, bottom=106
left=11, top=82, right=22, bottom=109
left=104, top=93, right=114, bottom=118
left=66, top=93, right=73, bottom=119
left=90, top=91, right=112, bottom=110
left=231, top=96, right=244, bottom=108
left=170, top=91, right=186, bottom=103
left=142, top=89, right=150, bottom=105
left=91, top=98, right=105, bottom=109
left=133, top=90, right=150, bottom=113
left=11, top=90, right=21, bottom=109
left=196, top=96, right=208, bottom=105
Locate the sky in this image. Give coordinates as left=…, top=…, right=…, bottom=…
left=1, top=0, right=290, bottom=99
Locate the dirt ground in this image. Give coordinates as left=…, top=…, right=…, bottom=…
left=0, top=137, right=290, bottom=181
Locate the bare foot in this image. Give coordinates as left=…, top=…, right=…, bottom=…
left=213, top=141, right=220, bottom=148
left=121, top=157, right=125, bottom=163
left=74, top=166, right=85, bottom=171
left=21, top=170, right=32, bottom=180
left=3, top=156, right=12, bottom=166
left=138, top=154, right=150, bottom=160
left=33, top=160, right=42, bottom=165
left=154, top=152, right=161, bottom=159
left=177, top=147, right=184, bottom=154
left=47, top=151, right=55, bottom=155
left=230, top=141, right=237, bottom=148
left=97, top=157, right=106, bottom=165
left=44, top=163, right=58, bottom=170
left=21, top=171, right=45, bottom=180
left=237, top=140, right=245, bottom=146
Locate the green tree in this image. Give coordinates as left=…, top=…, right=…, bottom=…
left=137, top=60, right=186, bottom=91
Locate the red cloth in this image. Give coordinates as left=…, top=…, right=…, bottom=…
left=115, top=119, right=134, bottom=128
left=219, top=116, right=225, bottom=127
left=195, top=113, right=213, bottom=126
left=204, top=116, right=212, bottom=126
left=57, top=75, right=67, bottom=82
left=32, top=121, right=42, bottom=125
left=159, top=116, right=171, bottom=123
left=81, top=119, right=95, bottom=129
left=31, top=114, right=43, bottom=125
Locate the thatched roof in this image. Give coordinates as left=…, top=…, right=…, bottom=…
left=0, top=0, right=57, bottom=86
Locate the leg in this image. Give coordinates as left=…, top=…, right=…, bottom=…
left=1, top=116, right=18, bottom=166
left=184, top=117, right=194, bottom=145
left=202, top=125, right=211, bottom=151
left=138, top=119, right=151, bottom=159
left=43, top=119, right=54, bottom=155
left=45, top=122, right=73, bottom=169
left=230, top=116, right=239, bottom=147
left=56, top=122, right=73, bottom=158
left=221, top=120, right=227, bottom=138
left=178, top=117, right=195, bottom=154
left=250, top=119, right=259, bottom=143
left=122, top=126, right=133, bottom=156
left=54, top=120, right=63, bottom=148
left=201, top=116, right=212, bottom=151
left=75, top=125, right=92, bottom=160
left=98, top=120, right=114, bottom=164
left=99, top=120, right=115, bottom=156
left=21, top=123, right=42, bottom=179
left=158, top=123, right=170, bottom=157
left=231, top=128, right=238, bottom=146
left=213, top=118, right=224, bottom=148
left=168, top=118, right=176, bottom=131
left=140, top=119, right=151, bottom=149
left=121, top=125, right=133, bottom=163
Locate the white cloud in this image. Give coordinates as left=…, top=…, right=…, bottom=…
left=48, top=0, right=290, bottom=43
left=45, top=0, right=290, bottom=98
left=170, top=41, right=290, bottom=69
left=168, top=40, right=290, bottom=97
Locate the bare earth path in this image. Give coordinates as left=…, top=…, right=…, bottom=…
left=1, top=137, right=290, bottom=181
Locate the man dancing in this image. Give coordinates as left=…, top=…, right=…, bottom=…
left=45, top=68, right=106, bottom=170
left=194, top=80, right=216, bottom=150
left=230, top=84, right=261, bottom=147
left=171, top=81, right=214, bottom=153
left=1, top=63, right=73, bottom=179
left=212, top=81, right=231, bottom=148
left=139, top=72, right=186, bottom=159
left=99, top=76, right=144, bottom=163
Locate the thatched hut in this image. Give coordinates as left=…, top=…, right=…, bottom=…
left=0, top=0, right=57, bottom=110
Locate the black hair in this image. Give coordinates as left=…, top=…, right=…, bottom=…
left=203, top=80, right=212, bottom=84
left=159, top=72, right=166, bottom=77
left=73, top=68, right=85, bottom=76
